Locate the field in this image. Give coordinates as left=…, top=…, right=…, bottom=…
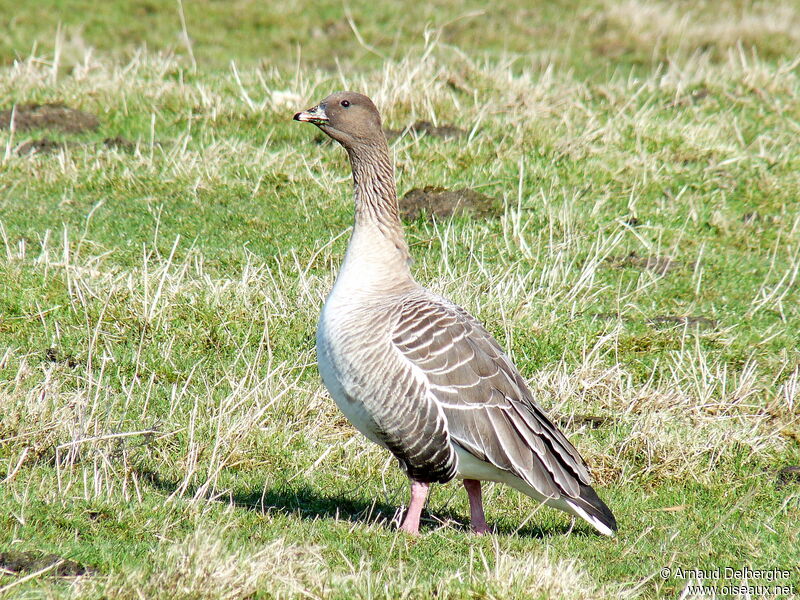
left=1, top=0, right=799, bottom=598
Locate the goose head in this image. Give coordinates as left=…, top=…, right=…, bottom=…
left=294, top=91, right=385, bottom=149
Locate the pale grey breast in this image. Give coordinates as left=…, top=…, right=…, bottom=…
left=316, top=294, right=457, bottom=483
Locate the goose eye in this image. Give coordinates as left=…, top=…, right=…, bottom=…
left=341, top=100, right=350, bottom=108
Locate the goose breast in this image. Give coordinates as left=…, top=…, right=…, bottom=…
left=316, top=294, right=457, bottom=483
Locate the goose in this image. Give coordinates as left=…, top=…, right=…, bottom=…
left=293, top=92, right=617, bottom=536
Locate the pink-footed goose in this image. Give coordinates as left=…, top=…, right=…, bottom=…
left=294, top=92, right=617, bottom=536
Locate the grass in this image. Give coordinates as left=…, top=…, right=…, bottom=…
left=0, top=0, right=799, bottom=598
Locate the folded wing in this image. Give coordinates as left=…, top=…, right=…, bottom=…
left=391, top=294, right=592, bottom=501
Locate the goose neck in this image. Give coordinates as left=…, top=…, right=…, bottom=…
left=338, top=142, right=413, bottom=291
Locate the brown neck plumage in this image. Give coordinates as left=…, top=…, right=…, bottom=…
left=346, top=140, right=410, bottom=260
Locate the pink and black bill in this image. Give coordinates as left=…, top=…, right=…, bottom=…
left=293, top=104, right=329, bottom=125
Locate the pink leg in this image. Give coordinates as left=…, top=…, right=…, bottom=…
left=463, top=479, right=491, bottom=534
left=399, top=480, right=429, bottom=535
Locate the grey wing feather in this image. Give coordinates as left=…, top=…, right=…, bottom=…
left=391, top=295, right=591, bottom=500
left=370, top=364, right=457, bottom=483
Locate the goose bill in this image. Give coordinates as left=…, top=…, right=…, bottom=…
left=293, top=105, right=329, bottom=124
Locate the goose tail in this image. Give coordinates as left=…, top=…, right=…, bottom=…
left=563, top=483, right=617, bottom=536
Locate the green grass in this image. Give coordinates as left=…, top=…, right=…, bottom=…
left=1, top=0, right=799, bottom=598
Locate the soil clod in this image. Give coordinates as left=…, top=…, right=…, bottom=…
left=103, top=136, right=136, bottom=151
left=16, top=138, right=69, bottom=155
left=609, top=251, right=688, bottom=275
left=0, top=551, right=95, bottom=577
left=647, top=315, right=718, bottom=329
left=556, top=414, right=614, bottom=429
left=777, top=465, right=800, bottom=487
left=44, top=347, right=80, bottom=368
left=666, top=87, right=711, bottom=108
left=399, top=186, right=501, bottom=220
left=590, top=312, right=635, bottom=324
left=0, top=103, right=99, bottom=134
left=742, top=211, right=761, bottom=225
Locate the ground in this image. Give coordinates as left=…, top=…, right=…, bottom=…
left=0, top=0, right=799, bottom=598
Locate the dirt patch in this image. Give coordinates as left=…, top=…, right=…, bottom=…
left=626, top=253, right=678, bottom=274
left=103, top=136, right=136, bottom=152
left=555, top=414, right=615, bottom=429
left=16, top=138, right=70, bottom=155
left=608, top=251, right=693, bottom=275
left=44, top=347, right=79, bottom=368
left=742, top=211, right=761, bottom=225
left=624, top=216, right=641, bottom=227
left=0, top=550, right=95, bottom=577
left=0, top=103, right=99, bottom=134
left=385, top=121, right=465, bottom=142
left=310, top=18, right=351, bottom=39
left=590, top=312, right=635, bottom=324
left=17, top=136, right=138, bottom=156
left=588, top=312, right=717, bottom=329
left=399, top=186, right=501, bottom=220
left=666, top=87, right=711, bottom=108
left=777, top=465, right=800, bottom=487
left=647, top=315, right=718, bottom=329
left=741, top=211, right=781, bottom=227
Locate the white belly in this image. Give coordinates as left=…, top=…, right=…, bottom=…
left=316, top=309, right=387, bottom=448
left=454, top=445, right=551, bottom=504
